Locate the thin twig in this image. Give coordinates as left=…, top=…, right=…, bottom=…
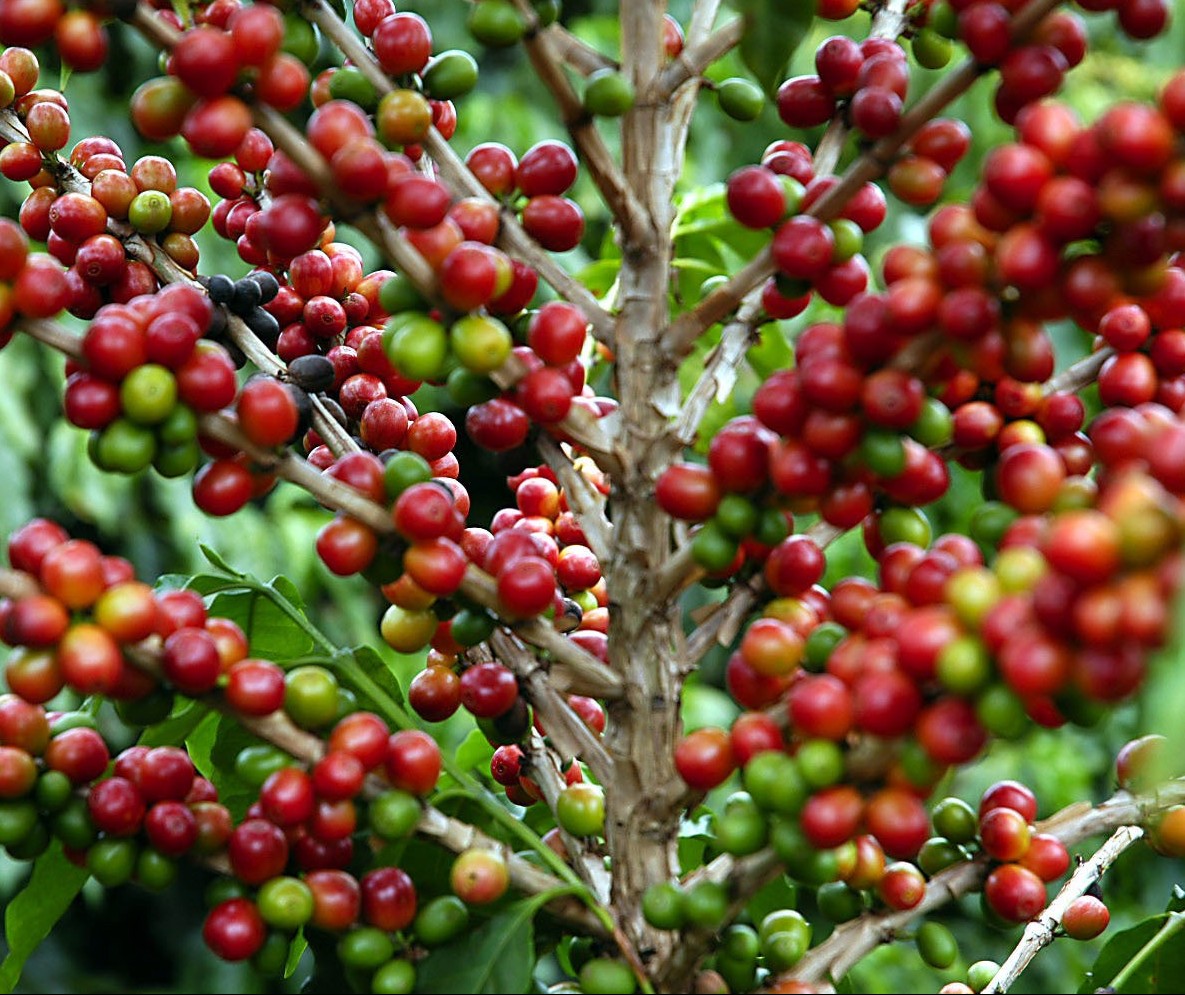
left=652, top=17, right=745, bottom=101
left=547, top=24, right=618, bottom=76
left=489, top=629, right=616, bottom=783
left=1044, top=347, right=1115, bottom=396
left=982, top=825, right=1145, bottom=994
left=510, top=0, right=651, bottom=243
left=658, top=850, right=782, bottom=986
left=673, top=294, right=763, bottom=448
left=536, top=434, right=613, bottom=564
left=462, top=566, right=623, bottom=699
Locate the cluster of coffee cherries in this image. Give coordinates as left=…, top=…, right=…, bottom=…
left=778, top=34, right=919, bottom=140
left=0, top=50, right=212, bottom=291
left=0, top=215, right=70, bottom=344
left=0, top=516, right=535, bottom=986
left=0, top=0, right=113, bottom=72
left=131, top=2, right=310, bottom=159
left=664, top=462, right=1181, bottom=947
left=380, top=454, right=609, bottom=667
left=929, top=782, right=1072, bottom=925
left=63, top=284, right=239, bottom=478
left=929, top=0, right=1166, bottom=122
left=638, top=778, right=1070, bottom=986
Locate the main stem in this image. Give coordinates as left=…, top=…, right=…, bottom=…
left=602, top=0, right=687, bottom=974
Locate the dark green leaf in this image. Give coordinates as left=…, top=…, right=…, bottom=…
left=0, top=843, right=90, bottom=993
left=733, top=0, right=816, bottom=98
left=415, top=891, right=571, bottom=994
left=747, top=322, right=794, bottom=380
left=1080, top=913, right=1185, bottom=993
left=138, top=701, right=208, bottom=748
left=1168, top=886, right=1185, bottom=914
left=206, top=588, right=314, bottom=663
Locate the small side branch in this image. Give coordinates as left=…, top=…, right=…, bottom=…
left=658, top=850, right=782, bottom=987
left=511, top=0, right=651, bottom=244
left=982, top=825, right=1145, bottom=994
left=489, top=629, right=616, bottom=784
left=673, top=295, right=763, bottom=447
left=536, top=435, right=613, bottom=563
left=1044, top=347, right=1115, bottom=396
left=463, top=567, right=624, bottom=700
left=652, top=17, right=744, bottom=100
left=547, top=24, right=618, bottom=76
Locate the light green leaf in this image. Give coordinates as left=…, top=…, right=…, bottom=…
left=198, top=543, right=245, bottom=579
left=455, top=729, right=495, bottom=773
left=0, top=843, right=90, bottom=994
left=285, top=930, right=307, bottom=979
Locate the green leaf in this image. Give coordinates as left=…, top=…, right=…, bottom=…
left=415, top=890, right=573, bottom=994
left=330, top=644, right=405, bottom=717
left=746, top=874, right=797, bottom=927
left=733, top=0, right=816, bottom=98
left=138, top=701, right=208, bottom=748
left=206, top=587, right=315, bottom=663
left=1080, top=913, right=1185, bottom=993
left=455, top=728, right=495, bottom=773
left=267, top=574, right=307, bottom=614
left=285, top=930, right=307, bottom=979
left=186, top=713, right=262, bottom=821
left=1169, top=886, right=1185, bottom=914
left=198, top=543, right=245, bottom=579
left=0, top=843, right=90, bottom=993
left=747, top=322, right=794, bottom=380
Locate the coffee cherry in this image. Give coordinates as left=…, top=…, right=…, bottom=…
left=1062, top=895, right=1110, bottom=940
left=204, top=898, right=267, bottom=962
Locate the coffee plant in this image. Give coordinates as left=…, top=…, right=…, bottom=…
left=1, top=0, right=1185, bottom=991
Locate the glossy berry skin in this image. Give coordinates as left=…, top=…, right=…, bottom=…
left=984, top=863, right=1047, bottom=923
left=237, top=378, right=298, bottom=448
left=459, top=662, right=519, bottom=718
left=203, top=899, right=267, bottom=962
left=361, top=866, right=417, bottom=931
left=674, top=727, right=734, bottom=791
left=450, top=849, right=509, bottom=905
left=228, top=818, right=289, bottom=885
left=1062, top=895, right=1110, bottom=940
left=385, top=730, right=441, bottom=796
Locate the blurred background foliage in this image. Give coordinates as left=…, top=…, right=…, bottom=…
left=1, top=0, right=1184, bottom=991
